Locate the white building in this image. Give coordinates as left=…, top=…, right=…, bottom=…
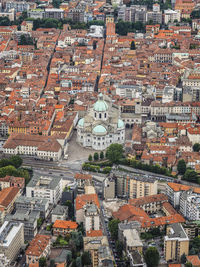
left=3, top=134, right=62, bottom=161
left=180, top=190, right=200, bottom=220
left=0, top=221, right=24, bottom=264
left=26, top=176, right=62, bottom=204
left=164, top=9, right=180, bottom=24
left=84, top=204, right=100, bottom=232
left=77, top=93, right=125, bottom=150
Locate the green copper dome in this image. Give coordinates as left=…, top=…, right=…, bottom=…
left=93, top=94, right=108, bottom=112
left=118, top=119, right=124, bottom=128
left=78, top=118, right=84, bottom=127
left=92, top=125, right=107, bottom=135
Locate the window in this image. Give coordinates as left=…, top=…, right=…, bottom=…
left=99, top=113, right=101, bottom=119
left=105, top=113, right=106, bottom=118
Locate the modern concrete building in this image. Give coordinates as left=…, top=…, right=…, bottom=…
left=164, top=223, right=189, bottom=262
left=15, top=196, right=50, bottom=218
left=0, top=221, right=24, bottom=264
left=84, top=203, right=100, bottom=232
left=112, top=170, right=157, bottom=199
left=26, top=175, right=62, bottom=204
left=51, top=205, right=68, bottom=223
left=5, top=210, right=39, bottom=241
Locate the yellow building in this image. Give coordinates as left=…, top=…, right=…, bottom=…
left=164, top=223, right=189, bottom=262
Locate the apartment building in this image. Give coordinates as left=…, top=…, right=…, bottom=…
left=164, top=223, right=189, bottom=261
left=44, top=8, right=64, bottom=19
left=26, top=234, right=51, bottom=265
left=113, top=170, right=157, bottom=199
left=0, top=221, right=24, bottom=264
left=0, top=187, right=20, bottom=218
left=6, top=210, right=39, bottom=241
left=164, top=9, right=181, bottom=24
left=6, top=1, right=30, bottom=12
left=84, top=236, right=112, bottom=267
left=26, top=176, right=62, bottom=205
left=15, top=196, right=50, bottom=219
left=166, top=182, right=200, bottom=208
left=84, top=203, right=100, bottom=232
left=118, top=5, right=147, bottom=24
left=154, top=49, right=173, bottom=63
left=180, top=190, right=200, bottom=220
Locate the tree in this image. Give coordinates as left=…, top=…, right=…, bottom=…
left=177, top=159, right=186, bottom=175
left=183, top=169, right=198, bottom=183
left=65, top=200, right=74, bottom=218
left=181, top=253, right=187, bottom=264
left=10, top=155, right=23, bottom=168
left=185, top=263, right=193, bottom=267
left=88, top=154, right=92, bottom=162
left=108, top=219, right=120, bottom=240
left=81, top=251, right=91, bottom=265
left=39, top=257, right=47, bottom=267
left=144, top=247, right=160, bottom=267
left=130, top=40, right=136, bottom=50
left=116, top=240, right=123, bottom=258
left=52, top=0, right=61, bottom=8
left=100, top=151, right=104, bottom=160
left=106, top=144, right=123, bottom=163
left=93, top=152, right=99, bottom=161
left=193, top=143, right=200, bottom=152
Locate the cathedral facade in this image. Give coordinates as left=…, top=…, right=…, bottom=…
left=77, top=93, right=125, bottom=150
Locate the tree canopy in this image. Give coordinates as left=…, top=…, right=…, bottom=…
left=144, top=247, right=160, bottom=267
left=183, top=169, right=199, bottom=183
left=193, top=143, right=200, bottom=152
left=108, top=219, right=120, bottom=240
left=106, top=143, right=123, bottom=163
left=177, top=159, right=186, bottom=175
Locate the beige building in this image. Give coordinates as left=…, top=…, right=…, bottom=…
left=114, top=170, right=157, bottom=199
left=164, top=223, right=189, bottom=262
left=84, top=235, right=113, bottom=267
left=0, top=221, right=24, bottom=264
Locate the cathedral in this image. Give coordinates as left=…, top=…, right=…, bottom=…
left=77, top=93, right=125, bottom=150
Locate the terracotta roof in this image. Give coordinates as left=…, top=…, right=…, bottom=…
left=129, top=194, right=168, bottom=206
left=187, top=255, right=200, bottom=266
left=53, top=220, right=78, bottom=230
left=168, top=182, right=200, bottom=194
left=0, top=187, right=19, bottom=208
left=26, top=234, right=51, bottom=257
left=86, top=230, right=103, bottom=237
left=75, top=194, right=100, bottom=210
left=74, top=173, right=92, bottom=180
left=168, top=265, right=181, bottom=267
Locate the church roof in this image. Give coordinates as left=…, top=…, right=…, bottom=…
left=93, top=125, right=107, bottom=134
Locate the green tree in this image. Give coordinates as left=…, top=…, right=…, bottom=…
left=37, top=217, right=43, bottom=229
left=108, top=219, right=120, bottom=240
left=144, top=247, right=160, bottom=267
left=88, top=154, right=92, bottom=162
left=39, top=257, right=47, bottom=267
left=177, top=159, right=186, bottom=175
left=183, top=169, right=198, bottom=183
left=193, top=143, right=200, bottom=152
left=52, top=0, right=61, bottom=8
left=10, top=155, right=23, bottom=168
left=65, top=200, right=74, bottom=218
left=181, top=253, right=187, bottom=264
left=100, top=151, right=104, bottom=160
left=130, top=40, right=136, bottom=50
left=185, top=262, right=193, bottom=267
left=81, top=251, right=91, bottom=265
left=106, top=144, right=123, bottom=163
left=116, top=240, right=123, bottom=258
left=93, top=152, right=99, bottom=161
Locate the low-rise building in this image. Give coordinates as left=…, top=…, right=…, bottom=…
left=164, top=223, right=189, bottom=261
left=51, top=205, right=68, bottom=223
left=53, top=220, right=78, bottom=236
left=26, top=175, right=62, bottom=205
left=0, top=175, right=25, bottom=190
left=26, top=234, right=51, bottom=265
left=0, top=221, right=24, bottom=264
